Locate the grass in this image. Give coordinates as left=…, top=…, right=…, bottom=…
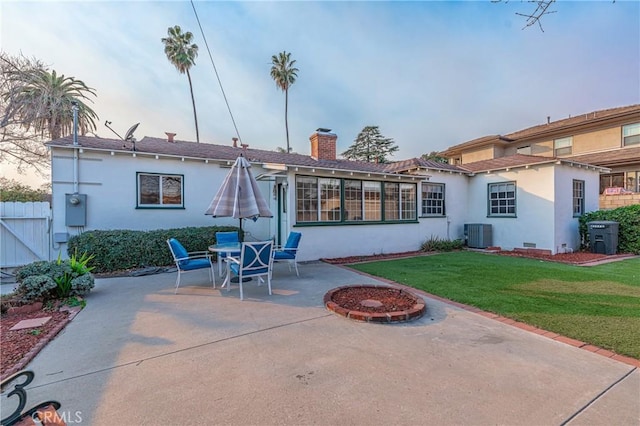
left=347, top=251, right=640, bottom=359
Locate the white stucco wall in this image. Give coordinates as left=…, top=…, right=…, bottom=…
left=553, top=166, right=601, bottom=253
left=50, top=148, right=275, bottom=254
left=285, top=170, right=470, bottom=262
left=465, top=166, right=557, bottom=252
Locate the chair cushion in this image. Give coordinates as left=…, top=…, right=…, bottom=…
left=169, top=239, right=190, bottom=266
left=273, top=251, right=295, bottom=260
left=181, top=258, right=211, bottom=271
left=230, top=263, right=268, bottom=276
left=283, top=232, right=301, bottom=255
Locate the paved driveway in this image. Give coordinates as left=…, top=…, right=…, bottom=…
left=10, top=261, right=639, bottom=425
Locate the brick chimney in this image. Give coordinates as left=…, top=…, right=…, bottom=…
left=165, top=132, right=176, bottom=143
left=310, top=128, right=337, bottom=160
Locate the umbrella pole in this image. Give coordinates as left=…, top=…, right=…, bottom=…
left=232, top=218, right=252, bottom=283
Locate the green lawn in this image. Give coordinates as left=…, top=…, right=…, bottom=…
left=348, top=251, right=640, bottom=359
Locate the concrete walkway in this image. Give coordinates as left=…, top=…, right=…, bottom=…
left=8, top=261, right=639, bottom=425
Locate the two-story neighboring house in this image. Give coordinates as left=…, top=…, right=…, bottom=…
left=440, top=104, right=640, bottom=209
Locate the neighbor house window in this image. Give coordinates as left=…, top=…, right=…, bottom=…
left=573, top=180, right=585, bottom=216
left=421, top=183, right=445, bottom=216
left=554, top=137, right=573, bottom=156
left=599, top=173, right=625, bottom=193
left=296, top=176, right=414, bottom=224
left=137, top=173, right=184, bottom=208
left=488, top=182, right=516, bottom=217
left=622, top=123, right=640, bottom=146
left=516, top=146, right=531, bottom=155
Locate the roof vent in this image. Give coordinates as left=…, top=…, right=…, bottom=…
left=165, top=132, right=176, bottom=143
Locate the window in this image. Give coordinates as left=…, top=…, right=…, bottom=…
left=622, top=123, right=640, bottom=146
left=421, top=183, right=445, bottom=216
left=296, top=176, right=341, bottom=222
left=488, top=182, right=516, bottom=217
left=600, top=171, right=640, bottom=193
left=573, top=180, right=584, bottom=216
left=296, top=176, right=415, bottom=224
left=137, top=173, right=183, bottom=208
left=554, top=137, right=573, bottom=156
left=516, top=146, right=531, bottom=155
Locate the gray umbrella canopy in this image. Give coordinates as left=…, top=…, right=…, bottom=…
left=205, top=156, right=273, bottom=220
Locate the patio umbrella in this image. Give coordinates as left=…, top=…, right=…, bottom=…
left=205, top=155, right=273, bottom=237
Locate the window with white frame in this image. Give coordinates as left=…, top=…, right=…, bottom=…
left=137, top=173, right=184, bottom=208
left=554, top=137, right=573, bottom=156
left=421, top=183, right=445, bottom=216
left=488, top=182, right=516, bottom=217
left=573, top=180, right=585, bottom=216
left=296, top=176, right=341, bottom=222
left=622, top=123, right=640, bottom=146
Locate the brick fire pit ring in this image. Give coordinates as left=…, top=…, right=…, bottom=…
left=324, top=285, right=426, bottom=323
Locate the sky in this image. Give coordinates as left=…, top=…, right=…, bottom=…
left=2, top=0, right=639, bottom=186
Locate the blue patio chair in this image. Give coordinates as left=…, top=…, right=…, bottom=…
left=215, top=231, right=241, bottom=276
left=167, top=238, right=215, bottom=294
left=224, top=240, right=274, bottom=300
left=272, top=232, right=302, bottom=277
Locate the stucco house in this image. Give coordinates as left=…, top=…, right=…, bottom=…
left=440, top=104, right=640, bottom=209
left=47, top=123, right=606, bottom=261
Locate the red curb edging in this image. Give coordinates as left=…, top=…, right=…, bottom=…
left=341, top=265, right=640, bottom=368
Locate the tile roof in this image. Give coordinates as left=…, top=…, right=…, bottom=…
left=442, top=104, right=640, bottom=154
left=458, top=154, right=607, bottom=173
left=566, top=146, right=640, bottom=168
left=48, top=135, right=464, bottom=176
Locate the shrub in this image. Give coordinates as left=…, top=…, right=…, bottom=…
left=579, top=204, right=640, bottom=254
left=15, top=251, right=96, bottom=303
left=67, top=226, right=240, bottom=273
left=421, top=236, right=464, bottom=252
left=70, top=274, right=95, bottom=297
left=18, top=275, right=57, bottom=302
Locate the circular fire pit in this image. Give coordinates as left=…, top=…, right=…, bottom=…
left=324, top=285, right=425, bottom=323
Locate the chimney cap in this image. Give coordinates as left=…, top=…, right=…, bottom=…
left=316, top=128, right=332, bottom=133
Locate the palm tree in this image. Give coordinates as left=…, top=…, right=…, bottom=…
left=162, top=25, right=200, bottom=143
left=270, top=51, right=298, bottom=153
left=8, top=67, right=97, bottom=140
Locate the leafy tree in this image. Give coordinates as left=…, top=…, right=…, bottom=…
left=421, top=151, right=449, bottom=164
left=0, top=177, right=50, bottom=202
left=162, top=25, right=200, bottom=143
left=270, top=51, right=298, bottom=153
left=1, top=52, right=97, bottom=175
left=342, top=126, right=399, bottom=163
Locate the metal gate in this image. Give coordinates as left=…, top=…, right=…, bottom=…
left=1, top=202, right=52, bottom=268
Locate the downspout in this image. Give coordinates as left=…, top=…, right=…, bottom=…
left=72, top=101, right=79, bottom=194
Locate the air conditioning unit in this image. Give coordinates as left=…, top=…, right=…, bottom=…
left=464, top=224, right=492, bottom=248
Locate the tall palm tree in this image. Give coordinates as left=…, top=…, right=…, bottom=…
left=270, top=51, right=298, bottom=153
left=162, top=25, right=200, bottom=143
left=8, top=68, right=97, bottom=140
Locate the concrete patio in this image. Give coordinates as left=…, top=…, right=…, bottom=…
left=4, top=261, right=639, bottom=425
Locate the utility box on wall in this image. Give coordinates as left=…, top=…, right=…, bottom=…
left=588, top=221, right=619, bottom=255
left=65, top=193, right=87, bottom=227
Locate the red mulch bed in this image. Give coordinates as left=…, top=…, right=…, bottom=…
left=323, top=249, right=627, bottom=265
left=1, top=307, right=75, bottom=380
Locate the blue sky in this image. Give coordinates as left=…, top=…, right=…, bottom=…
left=2, top=1, right=639, bottom=184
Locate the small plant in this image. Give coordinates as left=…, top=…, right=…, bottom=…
left=28, top=329, right=42, bottom=336
left=421, top=236, right=464, bottom=252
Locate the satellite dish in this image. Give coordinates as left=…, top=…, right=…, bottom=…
left=124, top=123, right=140, bottom=141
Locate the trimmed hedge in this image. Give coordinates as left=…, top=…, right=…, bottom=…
left=578, top=204, right=640, bottom=254
left=67, top=226, right=241, bottom=273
